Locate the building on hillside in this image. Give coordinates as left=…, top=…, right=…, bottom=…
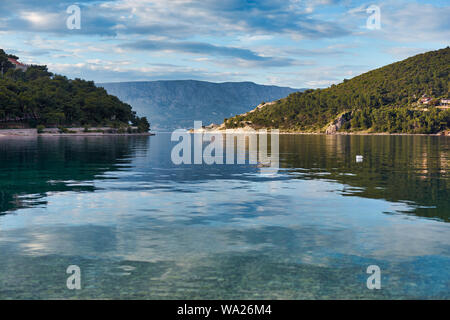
left=440, top=99, right=450, bottom=106
left=419, top=96, right=432, bottom=105
left=7, top=58, right=29, bottom=72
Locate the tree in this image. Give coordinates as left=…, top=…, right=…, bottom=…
left=0, top=48, right=151, bottom=131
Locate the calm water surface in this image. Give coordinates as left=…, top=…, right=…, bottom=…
left=0, top=133, right=448, bottom=299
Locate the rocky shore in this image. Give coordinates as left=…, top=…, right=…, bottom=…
left=0, top=128, right=155, bottom=137
left=189, top=125, right=449, bottom=136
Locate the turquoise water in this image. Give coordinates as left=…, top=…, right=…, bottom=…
left=0, top=134, right=449, bottom=299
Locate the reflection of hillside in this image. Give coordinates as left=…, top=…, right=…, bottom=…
left=279, top=135, right=449, bottom=222
left=149, top=134, right=448, bottom=222
left=0, top=136, right=149, bottom=214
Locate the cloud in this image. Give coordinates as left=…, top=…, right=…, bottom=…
left=384, top=47, right=428, bottom=59
left=2, top=1, right=448, bottom=45
left=0, top=0, right=352, bottom=39
left=283, top=46, right=355, bottom=57
left=381, top=2, right=450, bottom=42
left=347, top=1, right=450, bottom=43
left=0, top=1, right=121, bottom=36
left=122, top=40, right=299, bottom=67
left=46, top=58, right=250, bottom=83
left=266, top=63, right=371, bottom=88
left=0, top=0, right=448, bottom=87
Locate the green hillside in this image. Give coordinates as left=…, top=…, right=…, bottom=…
left=225, top=47, right=450, bottom=134
left=0, top=49, right=149, bottom=132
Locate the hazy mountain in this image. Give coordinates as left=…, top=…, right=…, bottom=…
left=99, top=80, right=301, bottom=130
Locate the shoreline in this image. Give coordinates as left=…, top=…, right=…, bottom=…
left=188, top=128, right=449, bottom=137
left=38, top=133, right=155, bottom=137
left=1, top=128, right=448, bottom=137
left=0, top=129, right=155, bottom=137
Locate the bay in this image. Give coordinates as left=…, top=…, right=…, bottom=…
left=0, top=133, right=448, bottom=299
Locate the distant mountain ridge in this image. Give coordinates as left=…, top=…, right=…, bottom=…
left=99, top=80, right=301, bottom=130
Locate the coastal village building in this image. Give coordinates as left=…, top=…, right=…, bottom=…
left=419, top=96, right=432, bottom=104
left=7, top=57, right=29, bottom=72
left=418, top=95, right=450, bottom=107
left=437, top=99, right=450, bottom=110
left=417, top=95, right=450, bottom=109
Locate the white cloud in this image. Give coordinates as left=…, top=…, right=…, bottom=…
left=384, top=46, right=428, bottom=59
left=0, top=0, right=447, bottom=87
left=347, top=1, right=450, bottom=43
left=21, top=12, right=58, bottom=26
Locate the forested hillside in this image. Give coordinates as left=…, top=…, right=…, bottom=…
left=0, top=49, right=149, bottom=131
left=225, top=47, right=450, bottom=134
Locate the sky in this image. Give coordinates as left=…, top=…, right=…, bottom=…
left=0, top=0, right=448, bottom=88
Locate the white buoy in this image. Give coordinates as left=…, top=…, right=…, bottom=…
left=356, top=155, right=364, bottom=163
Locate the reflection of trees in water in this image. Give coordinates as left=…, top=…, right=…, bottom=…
left=0, top=136, right=149, bottom=214
left=279, top=135, right=449, bottom=221
left=0, top=134, right=447, bottom=221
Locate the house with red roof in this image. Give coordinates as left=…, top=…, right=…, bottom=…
left=419, top=96, right=432, bottom=105
left=8, top=57, right=29, bottom=72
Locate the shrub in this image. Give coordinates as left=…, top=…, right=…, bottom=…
left=36, top=125, right=45, bottom=134
left=58, top=126, right=69, bottom=134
